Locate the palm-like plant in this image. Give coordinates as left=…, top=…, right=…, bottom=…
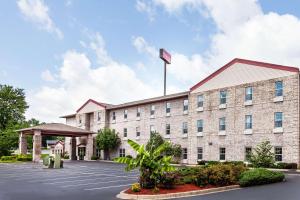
left=114, top=139, right=175, bottom=189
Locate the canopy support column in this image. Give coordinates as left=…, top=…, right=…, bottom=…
left=32, top=130, right=42, bottom=163
left=70, top=136, right=77, bottom=160
left=19, top=132, right=27, bottom=154
left=85, top=134, right=93, bottom=160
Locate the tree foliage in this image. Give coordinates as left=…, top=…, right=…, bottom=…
left=250, top=141, right=275, bottom=168
left=0, top=85, right=28, bottom=130
left=114, top=139, right=175, bottom=189
left=95, top=128, right=120, bottom=160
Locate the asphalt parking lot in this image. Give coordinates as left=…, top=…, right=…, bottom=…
left=1, top=161, right=300, bottom=200
left=0, top=161, right=138, bottom=200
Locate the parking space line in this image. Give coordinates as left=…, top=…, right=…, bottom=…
left=84, top=183, right=132, bottom=191
left=61, top=178, right=137, bottom=188
left=45, top=175, right=136, bottom=184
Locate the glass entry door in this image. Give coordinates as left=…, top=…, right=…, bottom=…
left=78, top=147, right=86, bottom=160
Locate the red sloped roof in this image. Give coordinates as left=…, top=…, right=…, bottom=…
left=76, top=99, right=109, bottom=112
left=190, top=58, right=299, bottom=92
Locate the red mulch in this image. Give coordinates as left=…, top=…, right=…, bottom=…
left=125, top=184, right=216, bottom=195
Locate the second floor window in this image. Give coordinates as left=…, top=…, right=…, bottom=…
left=124, top=110, right=128, bottom=119
left=274, top=112, right=283, bottom=128
left=275, top=81, right=283, bottom=97
left=166, top=124, right=170, bottom=135
left=79, top=115, right=82, bottom=124
left=197, top=95, right=204, bottom=107
left=123, top=128, right=127, bottom=137
left=112, top=112, right=116, bottom=121
left=245, top=115, right=252, bottom=129
left=97, top=112, right=101, bottom=121
left=220, top=90, right=227, bottom=104
left=136, top=127, right=140, bottom=137
left=166, top=102, right=171, bottom=113
left=197, top=120, right=203, bottom=132
left=182, top=122, right=188, bottom=134
left=245, top=87, right=253, bottom=101
left=150, top=105, right=155, bottom=115
left=219, top=117, right=226, bottom=131
left=137, top=107, right=141, bottom=117
left=150, top=125, right=155, bottom=134
left=183, top=99, right=189, bottom=111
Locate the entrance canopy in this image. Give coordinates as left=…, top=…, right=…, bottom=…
left=17, top=123, right=94, bottom=137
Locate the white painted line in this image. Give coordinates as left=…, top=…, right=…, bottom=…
left=84, top=183, right=132, bottom=191
left=61, top=178, right=136, bottom=188
left=45, top=175, right=136, bottom=184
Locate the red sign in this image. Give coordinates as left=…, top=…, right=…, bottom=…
left=159, top=48, right=171, bottom=64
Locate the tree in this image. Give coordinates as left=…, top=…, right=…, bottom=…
left=250, top=141, right=275, bottom=168
left=146, top=132, right=164, bottom=152
left=114, top=139, right=175, bottom=189
left=0, top=85, right=28, bottom=131
left=96, top=128, right=120, bottom=160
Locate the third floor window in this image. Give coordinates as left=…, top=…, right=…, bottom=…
left=124, top=109, right=128, bottom=119
left=197, top=95, right=204, bottom=108
left=275, top=81, right=283, bottom=97
left=274, top=112, right=283, bottom=128
left=220, top=90, right=227, bottom=104
left=183, top=99, right=189, bottom=111
left=245, top=87, right=253, bottom=101
left=150, top=105, right=155, bottom=115
left=166, top=102, right=171, bottom=113
left=136, top=107, right=141, bottom=117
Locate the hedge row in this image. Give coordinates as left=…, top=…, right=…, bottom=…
left=0, top=154, right=32, bottom=162
left=239, top=168, right=285, bottom=187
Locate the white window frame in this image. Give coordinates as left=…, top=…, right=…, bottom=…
left=245, top=115, right=252, bottom=130
left=197, top=95, right=204, bottom=108
left=219, top=147, right=226, bottom=161
left=182, top=122, right=188, bottom=134
left=197, top=120, right=203, bottom=133
left=197, top=147, right=203, bottom=160
left=166, top=124, right=170, bottom=135
left=275, top=146, right=282, bottom=162
left=245, top=87, right=253, bottom=101
left=220, top=90, right=227, bottom=104
left=275, top=81, right=283, bottom=97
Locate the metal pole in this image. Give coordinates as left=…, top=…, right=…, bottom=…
left=164, top=62, right=166, bottom=96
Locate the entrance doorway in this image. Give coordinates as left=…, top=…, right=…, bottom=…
left=78, top=147, right=86, bottom=160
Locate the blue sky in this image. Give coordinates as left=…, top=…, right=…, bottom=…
left=1, top=0, right=300, bottom=122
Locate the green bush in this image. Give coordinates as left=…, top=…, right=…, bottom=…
left=239, top=168, right=285, bottom=187
left=0, top=156, right=16, bottom=161
left=91, top=155, right=98, bottom=160
left=160, top=172, right=179, bottom=189
left=131, top=183, right=141, bottom=192
left=16, top=154, right=32, bottom=161
left=273, top=162, right=298, bottom=169
left=250, top=141, right=275, bottom=168
left=125, top=155, right=133, bottom=159
left=64, top=154, right=69, bottom=159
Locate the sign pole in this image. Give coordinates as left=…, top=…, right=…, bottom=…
left=159, top=48, right=171, bottom=96
left=164, top=61, right=166, bottom=96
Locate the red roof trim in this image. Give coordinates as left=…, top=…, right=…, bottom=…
left=76, top=99, right=107, bottom=113
left=190, top=58, right=299, bottom=91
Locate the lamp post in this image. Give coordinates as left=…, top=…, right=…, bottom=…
left=159, top=48, right=171, bottom=96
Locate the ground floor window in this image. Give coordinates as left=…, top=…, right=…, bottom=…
left=245, top=147, right=252, bottom=161
left=119, top=148, right=125, bottom=157
left=275, top=146, right=282, bottom=162
left=182, top=148, right=188, bottom=159
left=219, top=147, right=226, bottom=161
left=96, top=148, right=101, bottom=158
left=197, top=147, right=203, bottom=160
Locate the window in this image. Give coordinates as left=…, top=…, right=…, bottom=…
left=166, top=102, right=171, bottom=113
left=197, top=147, right=203, bottom=160
left=124, top=110, right=128, bottom=119
left=123, top=128, right=127, bottom=137
left=220, top=90, right=227, bottom=104
left=166, top=124, right=170, bottom=135
left=119, top=148, right=125, bottom=157
left=136, top=107, right=141, bottom=117
left=183, top=99, right=189, bottom=111
left=219, top=147, right=226, bottom=161
left=182, top=122, right=188, bottom=134
left=112, top=112, right=116, bottom=121
left=182, top=148, right=188, bottom=159
left=245, top=147, right=252, bottom=161
left=219, top=117, right=226, bottom=131
left=197, top=120, right=203, bottom=132
left=96, top=148, right=101, bottom=158
left=275, top=81, right=283, bottom=97
left=136, top=127, right=140, bottom=137
left=150, top=105, right=155, bottom=115
left=197, top=95, right=204, bottom=108
left=245, top=115, right=252, bottom=129
left=245, top=87, right=253, bottom=101
left=275, top=147, right=282, bottom=162
left=150, top=125, right=155, bottom=134
left=274, top=112, right=283, bottom=128
left=79, top=115, right=82, bottom=124
left=97, top=112, right=101, bottom=121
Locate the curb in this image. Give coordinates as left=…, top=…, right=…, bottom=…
left=116, top=185, right=240, bottom=200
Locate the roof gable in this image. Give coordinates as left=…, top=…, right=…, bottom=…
left=190, top=58, right=299, bottom=93
left=76, top=99, right=107, bottom=113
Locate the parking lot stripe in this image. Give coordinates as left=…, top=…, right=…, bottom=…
left=84, top=183, right=132, bottom=191
left=61, top=178, right=137, bottom=188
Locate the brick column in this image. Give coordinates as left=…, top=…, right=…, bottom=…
left=32, top=130, right=42, bottom=163
left=19, top=132, right=27, bottom=154
left=70, top=136, right=77, bottom=160
left=84, top=134, right=93, bottom=160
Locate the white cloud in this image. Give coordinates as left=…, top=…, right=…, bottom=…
left=41, top=69, right=56, bottom=82
left=17, top=0, right=63, bottom=39
left=136, top=0, right=156, bottom=21
left=132, top=36, right=157, bottom=58
left=26, top=34, right=159, bottom=122
left=153, top=0, right=200, bottom=13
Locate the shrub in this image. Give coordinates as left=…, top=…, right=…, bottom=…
left=250, top=141, right=275, bottom=168
left=239, top=168, right=285, bottom=187
left=131, top=183, right=141, bottom=192
left=197, top=160, right=206, bottom=165
left=194, top=168, right=209, bottom=186
left=16, top=154, right=32, bottom=161
left=0, top=156, right=16, bottom=161
left=160, top=172, right=178, bottom=189
left=91, top=155, right=98, bottom=160
left=206, top=161, right=220, bottom=165
left=64, top=154, right=70, bottom=159
left=126, top=155, right=133, bottom=159
left=273, top=162, right=298, bottom=169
